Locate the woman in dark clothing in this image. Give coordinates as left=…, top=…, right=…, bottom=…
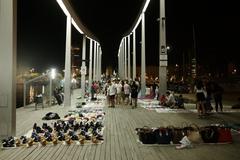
left=131, top=81, right=139, bottom=108
left=212, top=82, right=224, bottom=112
left=194, top=79, right=206, bottom=118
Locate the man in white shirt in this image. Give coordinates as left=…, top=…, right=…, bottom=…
left=107, top=80, right=117, bottom=108
left=166, top=91, right=176, bottom=108
left=124, top=81, right=131, bottom=105
left=115, top=80, right=122, bottom=105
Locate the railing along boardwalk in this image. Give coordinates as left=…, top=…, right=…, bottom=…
left=1, top=90, right=240, bottom=160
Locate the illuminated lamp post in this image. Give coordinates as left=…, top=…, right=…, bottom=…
left=49, top=68, right=56, bottom=106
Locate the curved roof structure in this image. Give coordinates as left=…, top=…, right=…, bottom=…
left=57, top=0, right=149, bottom=68
left=59, top=0, right=147, bottom=41
left=69, top=0, right=145, bottom=42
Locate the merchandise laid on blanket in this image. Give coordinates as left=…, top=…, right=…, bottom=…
left=136, top=123, right=234, bottom=149
left=1, top=108, right=106, bottom=148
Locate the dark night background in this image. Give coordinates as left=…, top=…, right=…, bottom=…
left=17, top=0, right=240, bottom=75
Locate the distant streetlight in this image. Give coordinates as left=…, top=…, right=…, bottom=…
left=50, top=68, right=56, bottom=79
left=49, top=68, right=56, bottom=106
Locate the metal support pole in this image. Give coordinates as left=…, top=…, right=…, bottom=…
left=159, top=0, right=167, bottom=95
left=122, top=42, right=125, bottom=79
left=0, top=0, right=17, bottom=137
left=99, top=47, right=102, bottom=81
left=81, top=35, right=87, bottom=98
left=64, top=15, right=72, bottom=107
left=128, top=35, right=131, bottom=80
left=49, top=78, right=52, bottom=106
left=133, top=30, right=136, bottom=80
left=141, top=13, right=146, bottom=96
left=89, top=39, right=93, bottom=93
left=23, top=82, right=26, bottom=107
left=96, top=44, right=99, bottom=81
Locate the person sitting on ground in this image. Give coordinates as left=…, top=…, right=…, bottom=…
left=165, top=91, right=176, bottom=108
left=159, top=94, right=167, bottom=106
left=175, top=94, right=184, bottom=109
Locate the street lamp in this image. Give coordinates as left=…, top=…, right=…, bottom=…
left=49, top=68, right=56, bottom=106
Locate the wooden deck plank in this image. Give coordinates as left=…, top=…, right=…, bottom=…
left=72, top=145, right=86, bottom=160
left=64, top=144, right=80, bottom=160
left=112, top=108, right=122, bottom=160
left=13, top=146, right=38, bottom=160
left=83, top=145, right=94, bottom=160
left=122, top=108, right=144, bottom=160
left=38, top=144, right=62, bottom=160
left=109, top=108, right=116, bottom=160
left=78, top=145, right=90, bottom=160
left=113, top=106, right=128, bottom=160
left=0, top=148, right=22, bottom=160
left=117, top=106, right=134, bottom=160
left=60, top=143, right=76, bottom=160
left=88, top=145, right=98, bottom=160
left=2, top=147, right=29, bottom=160
left=24, top=145, right=48, bottom=160
left=53, top=145, right=71, bottom=160
left=93, top=141, right=102, bottom=160
left=101, top=108, right=110, bottom=160
left=46, top=143, right=67, bottom=160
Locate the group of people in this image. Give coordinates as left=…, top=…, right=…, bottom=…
left=159, top=91, right=184, bottom=109
left=104, top=79, right=140, bottom=108
left=88, top=77, right=224, bottom=119
left=194, top=78, right=224, bottom=118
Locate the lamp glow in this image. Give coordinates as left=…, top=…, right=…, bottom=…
left=51, top=68, right=56, bottom=79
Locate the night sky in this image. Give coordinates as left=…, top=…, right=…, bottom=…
left=17, top=0, right=240, bottom=74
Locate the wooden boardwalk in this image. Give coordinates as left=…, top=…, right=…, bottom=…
left=1, top=91, right=240, bottom=160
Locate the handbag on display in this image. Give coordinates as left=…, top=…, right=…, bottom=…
left=155, top=127, right=173, bottom=144
left=136, top=126, right=157, bottom=144
left=217, top=126, right=232, bottom=143
left=200, top=126, right=219, bottom=143
left=172, top=127, right=185, bottom=144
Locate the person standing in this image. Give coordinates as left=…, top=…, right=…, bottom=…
left=90, top=82, right=96, bottom=100
left=115, top=80, right=123, bottom=105
left=131, top=81, right=139, bottom=108
left=194, top=79, right=206, bottom=118
left=123, top=80, right=131, bottom=105
left=107, top=80, right=117, bottom=108
left=212, top=82, right=224, bottom=112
